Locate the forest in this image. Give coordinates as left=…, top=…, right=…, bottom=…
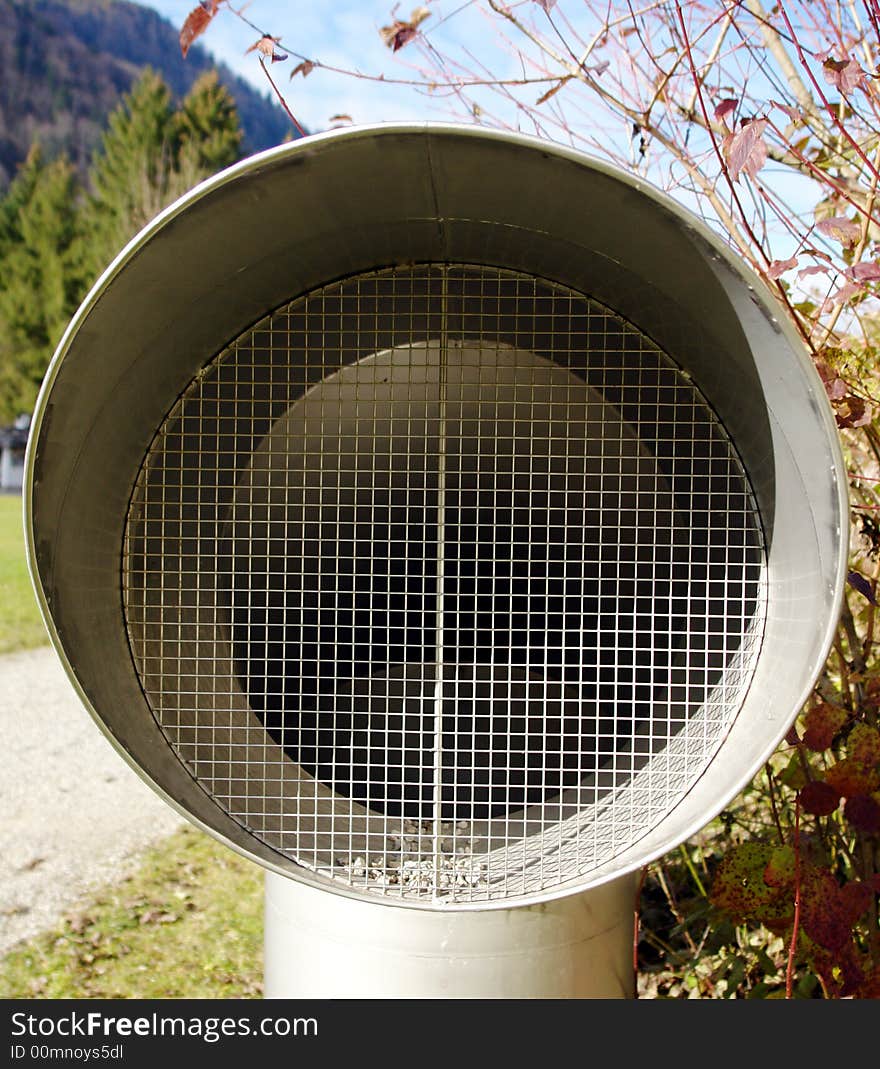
left=0, top=68, right=245, bottom=422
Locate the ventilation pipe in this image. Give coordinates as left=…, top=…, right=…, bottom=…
left=25, top=124, right=848, bottom=998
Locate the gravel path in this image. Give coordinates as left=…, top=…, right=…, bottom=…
left=0, top=646, right=184, bottom=954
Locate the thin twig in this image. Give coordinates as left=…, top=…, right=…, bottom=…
left=258, top=56, right=307, bottom=137
left=675, top=3, right=815, bottom=349
left=786, top=798, right=802, bottom=999
left=655, top=861, right=699, bottom=955
left=776, top=0, right=880, bottom=180
left=633, top=866, right=648, bottom=996
left=765, top=763, right=786, bottom=845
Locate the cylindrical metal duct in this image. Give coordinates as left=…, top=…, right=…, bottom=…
left=263, top=869, right=637, bottom=998
left=25, top=124, right=847, bottom=995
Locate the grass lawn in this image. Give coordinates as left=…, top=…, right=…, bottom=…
left=0, top=826, right=263, bottom=998
left=0, top=493, right=48, bottom=654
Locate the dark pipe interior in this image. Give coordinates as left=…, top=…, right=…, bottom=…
left=228, top=342, right=697, bottom=822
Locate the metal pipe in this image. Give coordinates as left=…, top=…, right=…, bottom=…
left=264, top=871, right=636, bottom=998
left=23, top=123, right=848, bottom=997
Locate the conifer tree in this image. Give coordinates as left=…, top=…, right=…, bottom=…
left=0, top=146, right=83, bottom=422
left=83, top=68, right=244, bottom=285
left=175, top=71, right=242, bottom=180
left=0, top=69, right=246, bottom=422
left=82, top=68, right=177, bottom=283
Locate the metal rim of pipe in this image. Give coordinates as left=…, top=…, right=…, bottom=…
left=24, top=123, right=849, bottom=915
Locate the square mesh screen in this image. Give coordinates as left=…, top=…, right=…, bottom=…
left=123, top=264, right=766, bottom=905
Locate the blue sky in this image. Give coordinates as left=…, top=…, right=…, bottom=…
left=142, top=1, right=506, bottom=133
left=140, top=2, right=821, bottom=267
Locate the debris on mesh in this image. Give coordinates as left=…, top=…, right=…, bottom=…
left=336, top=819, right=488, bottom=895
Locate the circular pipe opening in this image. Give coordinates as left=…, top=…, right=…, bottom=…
left=123, top=264, right=766, bottom=901
left=233, top=341, right=688, bottom=822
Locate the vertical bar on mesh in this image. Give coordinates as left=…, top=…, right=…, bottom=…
left=432, top=265, right=449, bottom=898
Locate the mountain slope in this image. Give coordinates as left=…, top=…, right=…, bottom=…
left=0, top=0, right=293, bottom=188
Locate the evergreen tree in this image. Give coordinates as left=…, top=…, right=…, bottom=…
left=0, top=68, right=246, bottom=422
left=82, top=68, right=177, bottom=283
left=0, top=146, right=84, bottom=423
left=175, top=72, right=242, bottom=180
left=83, top=68, right=244, bottom=285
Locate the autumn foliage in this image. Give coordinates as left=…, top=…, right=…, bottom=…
left=179, top=1, right=222, bottom=59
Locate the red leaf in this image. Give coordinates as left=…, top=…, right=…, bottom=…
left=839, top=880, right=873, bottom=923
left=388, top=25, right=418, bottom=51
left=290, top=60, right=315, bottom=79
left=803, top=702, right=848, bottom=751
left=722, top=119, right=768, bottom=182
left=834, top=393, right=874, bottom=428
left=797, top=265, right=829, bottom=280
left=848, top=260, right=880, bottom=282
left=763, top=845, right=795, bottom=889
left=767, top=256, right=798, bottom=279
left=816, top=215, right=861, bottom=245
left=822, top=56, right=865, bottom=94
left=844, top=794, right=880, bottom=833
left=180, top=2, right=219, bottom=59
left=714, top=98, right=738, bottom=124
left=804, top=246, right=834, bottom=262
left=848, top=724, right=880, bottom=766
left=827, top=378, right=848, bottom=401
left=825, top=757, right=880, bottom=798
left=801, top=867, right=852, bottom=951
left=815, top=359, right=848, bottom=400
left=380, top=6, right=431, bottom=52
left=831, top=279, right=865, bottom=304
left=769, top=99, right=800, bottom=122
left=800, top=780, right=841, bottom=816
left=247, top=35, right=281, bottom=58
left=812, top=943, right=867, bottom=997
left=710, top=843, right=791, bottom=925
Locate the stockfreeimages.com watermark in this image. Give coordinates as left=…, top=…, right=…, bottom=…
left=10, top=1010, right=317, bottom=1051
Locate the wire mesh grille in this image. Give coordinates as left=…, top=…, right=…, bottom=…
left=123, top=264, right=766, bottom=905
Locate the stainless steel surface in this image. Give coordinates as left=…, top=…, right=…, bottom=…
left=123, top=264, right=765, bottom=904
left=25, top=124, right=848, bottom=910
left=263, top=868, right=636, bottom=998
